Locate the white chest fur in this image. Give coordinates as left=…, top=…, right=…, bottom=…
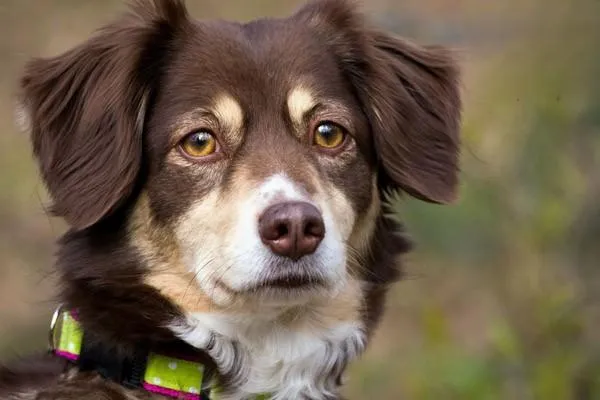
left=171, top=311, right=365, bottom=400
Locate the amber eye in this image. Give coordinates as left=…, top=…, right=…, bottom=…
left=313, top=122, right=346, bottom=149
left=179, top=130, right=217, bottom=158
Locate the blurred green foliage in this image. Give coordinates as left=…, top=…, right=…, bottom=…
left=1, top=0, right=599, bottom=399
left=347, top=1, right=600, bottom=398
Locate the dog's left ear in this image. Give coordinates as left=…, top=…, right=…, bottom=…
left=297, top=0, right=462, bottom=203
left=363, top=33, right=462, bottom=204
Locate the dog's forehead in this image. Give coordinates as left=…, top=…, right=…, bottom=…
left=162, top=17, right=350, bottom=112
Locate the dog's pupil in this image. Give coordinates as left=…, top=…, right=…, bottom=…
left=192, top=131, right=211, bottom=147
left=318, top=124, right=336, bottom=142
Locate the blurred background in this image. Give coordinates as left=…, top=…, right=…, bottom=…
left=1, top=0, right=599, bottom=398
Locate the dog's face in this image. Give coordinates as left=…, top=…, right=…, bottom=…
left=136, top=18, right=377, bottom=308
left=19, top=0, right=460, bottom=316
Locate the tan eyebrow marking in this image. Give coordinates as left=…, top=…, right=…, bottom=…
left=213, top=93, right=244, bottom=134
left=287, top=86, right=316, bottom=127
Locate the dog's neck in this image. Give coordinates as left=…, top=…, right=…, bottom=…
left=169, top=287, right=366, bottom=398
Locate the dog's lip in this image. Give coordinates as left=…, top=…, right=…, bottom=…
left=253, top=275, right=325, bottom=290
left=215, top=274, right=326, bottom=295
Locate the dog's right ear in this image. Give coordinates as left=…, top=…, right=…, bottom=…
left=18, top=0, right=190, bottom=230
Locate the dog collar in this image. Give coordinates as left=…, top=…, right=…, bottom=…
left=49, top=306, right=269, bottom=400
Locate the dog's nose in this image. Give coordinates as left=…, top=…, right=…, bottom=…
left=258, top=201, right=325, bottom=261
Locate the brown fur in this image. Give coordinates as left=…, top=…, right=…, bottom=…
left=1, top=0, right=461, bottom=398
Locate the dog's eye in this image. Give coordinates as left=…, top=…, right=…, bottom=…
left=313, top=122, right=346, bottom=150
left=179, top=130, right=217, bottom=158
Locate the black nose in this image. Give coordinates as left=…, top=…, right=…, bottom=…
left=258, top=201, right=325, bottom=261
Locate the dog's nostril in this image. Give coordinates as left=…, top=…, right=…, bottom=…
left=258, top=201, right=325, bottom=261
left=304, top=218, right=325, bottom=238
left=276, top=223, right=289, bottom=238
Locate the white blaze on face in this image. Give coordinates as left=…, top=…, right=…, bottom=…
left=175, top=172, right=355, bottom=307
left=226, top=173, right=346, bottom=288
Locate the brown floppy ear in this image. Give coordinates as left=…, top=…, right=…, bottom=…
left=363, top=32, right=462, bottom=203
left=19, top=0, right=190, bottom=230
left=296, top=0, right=462, bottom=203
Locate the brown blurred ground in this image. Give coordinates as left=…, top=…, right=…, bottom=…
left=1, top=0, right=599, bottom=398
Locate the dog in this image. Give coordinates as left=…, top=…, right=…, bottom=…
left=0, top=0, right=461, bottom=399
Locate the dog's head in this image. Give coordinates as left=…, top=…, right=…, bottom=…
left=19, top=0, right=460, bottom=322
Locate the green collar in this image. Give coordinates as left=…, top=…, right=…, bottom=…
left=50, top=307, right=269, bottom=400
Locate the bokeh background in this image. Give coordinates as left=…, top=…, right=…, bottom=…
left=1, top=0, right=599, bottom=398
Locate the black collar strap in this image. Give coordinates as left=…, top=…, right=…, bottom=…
left=49, top=306, right=220, bottom=399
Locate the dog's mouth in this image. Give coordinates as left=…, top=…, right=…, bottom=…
left=215, top=273, right=327, bottom=296
left=251, top=275, right=326, bottom=290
